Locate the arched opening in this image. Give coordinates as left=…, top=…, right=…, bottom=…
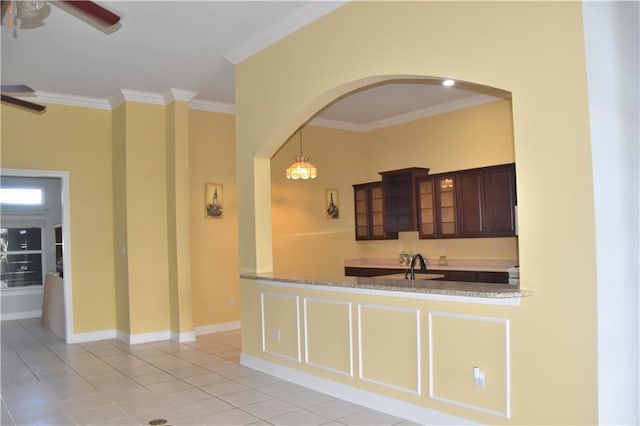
left=269, top=77, right=517, bottom=281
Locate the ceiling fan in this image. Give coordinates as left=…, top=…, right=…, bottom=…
left=1, top=85, right=46, bottom=112
left=0, top=1, right=120, bottom=28
left=1, top=1, right=120, bottom=112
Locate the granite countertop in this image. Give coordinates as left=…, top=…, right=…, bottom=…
left=241, top=272, right=532, bottom=299
left=344, top=257, right=518, bottom=273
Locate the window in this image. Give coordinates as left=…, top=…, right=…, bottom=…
left=0, top=227, right=43, bottom=288
left=0, top=188, right=43, bottom=205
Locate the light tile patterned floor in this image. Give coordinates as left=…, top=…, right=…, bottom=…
left=1, top=319, right=420, bottom=425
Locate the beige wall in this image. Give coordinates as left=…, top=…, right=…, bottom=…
left=1, top=102, right=241, bottom=335
left=1, top=103, right=117, bottom=333
left=271, top=125, right=365, bottom=277
left=271, top=100, right=518, bottom=277
left=237, top=2, right=596, bottom=424
left=189, top=109, right=240, bottom=327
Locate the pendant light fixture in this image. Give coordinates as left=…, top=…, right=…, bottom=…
left=286, top=126, right=317, bottom=180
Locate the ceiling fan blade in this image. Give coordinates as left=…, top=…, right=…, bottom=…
left=1, top=94, right=46, bottom=112
left=61, top=1, right=120, bottom=26
left=1, top=1, right=9, bottom=24
left=1, top=84, right=36, bottom=94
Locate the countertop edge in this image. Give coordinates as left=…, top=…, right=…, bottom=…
left=240, top=273, right=533, bottom=301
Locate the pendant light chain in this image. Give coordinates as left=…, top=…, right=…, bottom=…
left=285, top=126, right=318, bottom=180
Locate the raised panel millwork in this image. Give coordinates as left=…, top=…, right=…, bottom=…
left=428, top=311, right=511, bottom=418
left=456, top=170, right=485, bottom=237
left=261, top=292, right=301, bottom=362
left=358, top=304, right=421, bottom=395
left=484, top=164, right=517, bottom=236
left=303, top=297, right=353, bottom=376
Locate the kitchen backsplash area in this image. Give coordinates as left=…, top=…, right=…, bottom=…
left=353, top=230, right=519, bottom=263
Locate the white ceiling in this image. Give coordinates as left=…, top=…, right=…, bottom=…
left=1, top=1, right=505, bottom=130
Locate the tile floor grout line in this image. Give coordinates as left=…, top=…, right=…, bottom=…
left=0, top=393, right=17, bottom=426
left=13, top=319, right=106, bottom=392
left=3, top=321, right=414, bottom=426
left=2, top=320, right=44, bottom=383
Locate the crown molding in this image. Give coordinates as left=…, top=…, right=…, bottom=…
left=34, top=91, right=112, bottom=110
left=189, top=98, right=235, bottom=114
left=164, top=89, right=199, bottom=104
left=20, top=90, right=496, bottom=133
left=224, top=1, right=347, bottom=65
left=22, top=90, right=233, bottom=113
left=310, top=94, right=498, bottom=132
left=119, top=89, right=166, bottom=105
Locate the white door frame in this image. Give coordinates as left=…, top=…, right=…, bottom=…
left=1, top=168, right=74, bottom=342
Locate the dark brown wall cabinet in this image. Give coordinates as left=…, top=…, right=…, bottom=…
left=456, top=164, right=517, bottom=238
left=380, top=168, right=429, bottom=233
left=456, top=170, right=485, bottom=237
left=418, top=175, right=458, bottom=238
left=483, top=164, right=518, bottom=236
left=353, top=182, right=398, bottom=240
left=418, top=163, right=516, bottom=239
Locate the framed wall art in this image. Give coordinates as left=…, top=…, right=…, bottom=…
left=325, top=188, right=339, bottom=219
left=205, top=183, right=223, bottom=218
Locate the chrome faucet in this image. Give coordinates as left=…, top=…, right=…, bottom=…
left=405, top=253, right=427, bottom=280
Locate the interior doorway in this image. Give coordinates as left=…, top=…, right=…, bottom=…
left=0, top=168, right=74, bottom=342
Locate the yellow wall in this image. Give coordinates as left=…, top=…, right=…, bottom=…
left=189, top=109, right=240, bottom=327
left=165, top=100, right=194, bottom=334
left=112, top=103, right=130, bottom=333
left=1, top=103, right=117, bottom=333
left=271, top=100, right=518, bottom=277
left=237, top=2, right=596, bottom=424
left=121, top=102, right=171, bottom=334
left=271, top=125, right=365, bottom=277
left=1, top=102, right=241, bottom=335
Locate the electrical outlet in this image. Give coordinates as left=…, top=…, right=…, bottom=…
left=274, top=329, right=281, bottom=341
left=228, top=297, right=235, bottom=306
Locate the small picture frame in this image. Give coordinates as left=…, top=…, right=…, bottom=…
left=325, top=188, right=339, bottom=219
left=205, top=183, right=223, bottom=218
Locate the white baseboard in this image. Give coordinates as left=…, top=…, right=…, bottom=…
left=172, top=330, right=196, bottom=342
left=117, top=329, right=171, bottom=345
left=1, top=310, right=42, bottom=321
left=240, top=353, right=479, bottom=426
left=61, top=322, right=239, bottom=345
left=67, top=328, right=117, bottom=344
left=194, top=320, right=241, bottom=335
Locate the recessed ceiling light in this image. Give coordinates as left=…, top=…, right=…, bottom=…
left=442, top=79, right=455, bottom=87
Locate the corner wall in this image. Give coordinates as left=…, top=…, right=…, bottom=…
left=236, top=2, right=596, bottom=424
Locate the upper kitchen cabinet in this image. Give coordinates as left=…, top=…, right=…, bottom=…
left=416, top=163, right=516, bottom=239
left=353, top=182, right=398, bottom=241
left=483, top=164, right=517, bottom=236
left=417, top=174, right=458, bottom=239
left=417, top=177, right=436, bottom=238
left=455, top=163, right=517, bottom=238
left=380, top=168, right=429, bottom=233
left=435, top=174, right=458, bottom=238
left=456, top=169, right=485, bottom=237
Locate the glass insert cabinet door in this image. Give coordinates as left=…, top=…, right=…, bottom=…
left=418, top=178, right=435, bottom=238
left=436, top=176, right=457, bottom=237
left=1, top=227, right=43, bottom=288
